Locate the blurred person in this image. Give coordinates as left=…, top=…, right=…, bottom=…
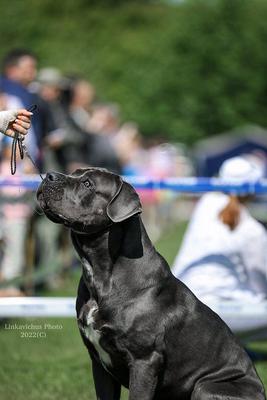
left=88, top=103, right=119, bottom=136
left=37, top=67, right=87, bottom=173
left=35, top=68, right=88, bottom=286
left=0, top=83, right=39, bottom=296
left=74, top=103, right=122, bottom=174
left=0, top=138, right=34, bottom=296
left=113, top=122, right=144, bottom=175
left=143, top=142, right=184, bottom=240
left=2, top=49, right=36, bottom=86
left=0, top=49, right=57, bottom=170
left=0, top=97, right=33, bottom=297
left=172, top=156, right=267, bottom=304
left=67, top=76, right=95, bottom=131
left=0, top=99, right=32, bottom=295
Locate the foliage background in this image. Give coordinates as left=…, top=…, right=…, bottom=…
left=0, top=0, right=267, bottom=145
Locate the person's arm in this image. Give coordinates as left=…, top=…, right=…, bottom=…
left=0, top=109, right=32, bottom=139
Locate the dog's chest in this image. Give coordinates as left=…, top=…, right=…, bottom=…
left=80, top=258, right=112, bottom=368
left=82, top=303, right=112, bottom=368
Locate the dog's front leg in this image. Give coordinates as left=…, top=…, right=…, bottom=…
left=92, top=357, right=121, bottom=400
left=129, top=352, right=162, bottom=400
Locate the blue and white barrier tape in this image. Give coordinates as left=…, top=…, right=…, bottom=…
left=0, top=175, right=267, bottom=194
left=0, top=297, right=75, bottom=318
left=0, top=297, right=267, bottom=336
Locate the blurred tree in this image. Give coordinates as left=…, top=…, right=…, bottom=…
left=1, top=0, right=267, bottom=145
left=167, top=0, right=267, bottom=142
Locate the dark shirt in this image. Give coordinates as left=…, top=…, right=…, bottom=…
left=0, top=76, right=57, bottom=168
left=85, top=132, right=122, bottom=175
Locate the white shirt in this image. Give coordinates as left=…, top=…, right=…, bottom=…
left=172, top=192, right=267, bottom=302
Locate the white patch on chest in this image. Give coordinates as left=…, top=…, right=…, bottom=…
left=82, top=305, right=112, bottom=368
left=80, top=258, right=112, bottom=368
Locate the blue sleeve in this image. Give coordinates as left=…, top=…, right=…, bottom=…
left=2, top=135, right=12, bottom=148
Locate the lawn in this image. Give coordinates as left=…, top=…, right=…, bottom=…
left=0, top=222, right=266, bottom=399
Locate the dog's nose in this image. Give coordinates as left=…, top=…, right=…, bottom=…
left=47, top=172, right=60, bottom=182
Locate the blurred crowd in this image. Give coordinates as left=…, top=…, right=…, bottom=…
left=0, top=48, right=266, bottom=315
left=0, top=48, right=192, bottom=295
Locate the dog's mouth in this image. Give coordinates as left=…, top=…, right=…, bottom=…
left=37, top=183, right=67, bottom=224
left=36, top=188, right=46, bottom=209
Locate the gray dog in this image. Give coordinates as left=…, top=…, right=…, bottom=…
left=37, top=167, right=266, bottom=400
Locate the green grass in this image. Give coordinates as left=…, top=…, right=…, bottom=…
left=0, top=222, right=266, bottom=399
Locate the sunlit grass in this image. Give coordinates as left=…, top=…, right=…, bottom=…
left=0, top=222, right=266, bottom=399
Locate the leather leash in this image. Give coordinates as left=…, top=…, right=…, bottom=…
left=10, top=104, right=43, bottom=180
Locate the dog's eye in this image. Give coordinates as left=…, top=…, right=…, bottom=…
left=83, top=180, right=93, bottom=189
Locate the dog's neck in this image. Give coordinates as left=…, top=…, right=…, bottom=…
left=71, top=216, right=168, bottom=300
left=71, top=226, right=113, bottom=298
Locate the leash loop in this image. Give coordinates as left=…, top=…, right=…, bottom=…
left=11, top=131, right=24, bottom=175
left=10, top=104, right=43, bottom=180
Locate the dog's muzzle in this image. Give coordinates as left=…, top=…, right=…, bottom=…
left=37, top=172, right=65, bottom=206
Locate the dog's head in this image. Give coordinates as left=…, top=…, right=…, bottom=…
left=37, top=168, right=142, bottom=234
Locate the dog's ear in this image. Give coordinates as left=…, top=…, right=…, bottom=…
left=107, top=178, right=142, bottom=223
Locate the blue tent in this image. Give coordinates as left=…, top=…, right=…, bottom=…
left=194, top=125, right=267, bottom=177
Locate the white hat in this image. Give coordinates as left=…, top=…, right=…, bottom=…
left=37, top=68, right=69, bottom=88
left=219, top=156, right=265, bottom=181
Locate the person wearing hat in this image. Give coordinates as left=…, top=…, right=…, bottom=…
left=172, top=156, right=267, bottom=304
left=36, top=67, right=87, bottom=173
left=0, top=108, right=32, bottom=138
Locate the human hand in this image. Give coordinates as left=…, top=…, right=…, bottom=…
left=2, top=109, right=33, bottom=139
